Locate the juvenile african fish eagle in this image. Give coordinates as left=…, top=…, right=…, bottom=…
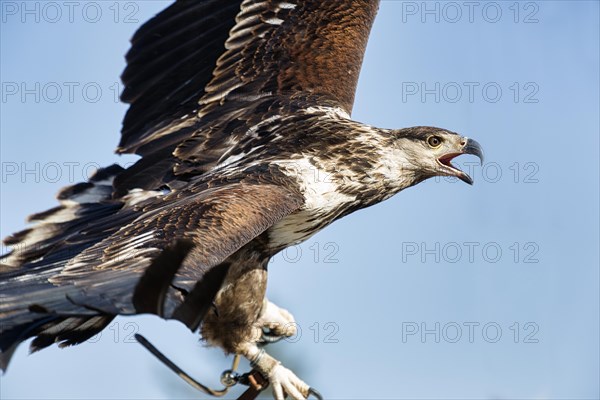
left=0, top=1, right=482, bottom=398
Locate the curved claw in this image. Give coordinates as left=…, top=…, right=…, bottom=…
left=259, top=328, right=286, bottom=344
left=257, top=300, right=298, bottom=344
left=308, top=387, right=324, bottom=400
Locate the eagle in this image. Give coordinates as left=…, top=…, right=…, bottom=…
left=0, top=0, right=483, bottom=398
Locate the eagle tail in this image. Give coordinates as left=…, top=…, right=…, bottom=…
left=0, top=312, right=114, bottom=372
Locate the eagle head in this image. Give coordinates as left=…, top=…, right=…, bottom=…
left=391, top=126, right=484, bottom=185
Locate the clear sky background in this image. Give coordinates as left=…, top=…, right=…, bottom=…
left=1, top=1, right=598, bottom=399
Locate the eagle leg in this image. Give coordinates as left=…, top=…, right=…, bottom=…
left=246, top=300, right=316, bottom=399
left=199, top=249, right=312, bottom=399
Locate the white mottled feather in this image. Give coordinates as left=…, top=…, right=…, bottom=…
left=268, top=158, right=355, bottom=247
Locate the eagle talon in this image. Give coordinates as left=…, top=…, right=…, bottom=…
left=256, top=300, right=298, bottom=343
left=260, top=328, right=286, bottom=344
left=308, top=387, right=324, bottom=400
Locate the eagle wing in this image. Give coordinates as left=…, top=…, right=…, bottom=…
left=50, top=177, right=303, bottom=323
left=1, top=173, right=302, bottom=361
left=118, top=0, right=380, bottom=155
left=0, top=167, right=303, bottom=318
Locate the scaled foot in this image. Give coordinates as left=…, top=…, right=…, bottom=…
left=240, top=344, right=311, bottom=400
left=256, top=299, right=298, bottom=343
left=268, top=363, right=311, bottom=400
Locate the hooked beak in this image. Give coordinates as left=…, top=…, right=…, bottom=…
left=437, top=138, right=484, bottom=185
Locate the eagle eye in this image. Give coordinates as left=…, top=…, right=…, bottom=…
left=427, top=135, right=443, bottom=148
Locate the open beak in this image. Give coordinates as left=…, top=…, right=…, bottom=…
left=437, top=138, right=484, bottom=185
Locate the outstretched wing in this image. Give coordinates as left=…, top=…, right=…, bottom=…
left=6, top=174, right=302, bottom=320
left=118, top=0, right=380, bottom=155
left=51, top=178, right=302, bottom=322
left=0, top=173, right=302, bottom=364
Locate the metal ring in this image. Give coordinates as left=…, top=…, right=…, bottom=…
left=249, top=348, right=266, bottom=368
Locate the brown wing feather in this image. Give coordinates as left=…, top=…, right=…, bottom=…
left=0, top=171, right=302, bottom=364
left=200, top=0, right=380, bottom=114
left=118, top=0, right=242, bottom=155
left=48, top=179, right=303, bottom=319
left=117, top=0, right=380, bottom=156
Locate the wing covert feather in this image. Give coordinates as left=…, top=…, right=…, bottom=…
left=49, top=181, right=303, bottom=321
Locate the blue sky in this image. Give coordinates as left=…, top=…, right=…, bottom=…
left=1, top=1, right=598, bottom=399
